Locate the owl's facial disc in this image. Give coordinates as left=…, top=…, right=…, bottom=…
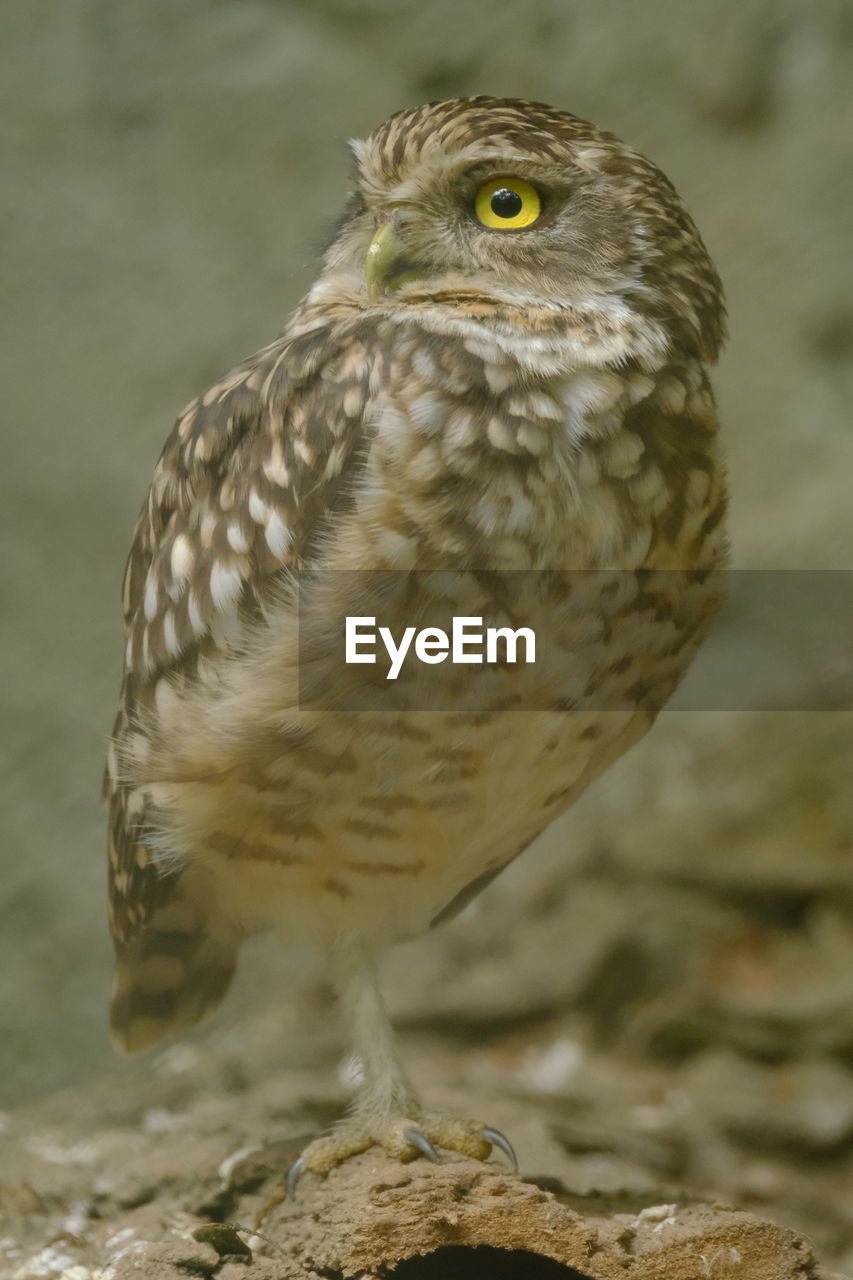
left=362, top=173, right=550, bottom=305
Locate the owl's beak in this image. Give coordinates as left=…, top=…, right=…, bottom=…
left=365, top=218, right=423, bottom=302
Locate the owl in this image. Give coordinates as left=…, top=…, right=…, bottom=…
left=106, top=97, right=727, bottom=1184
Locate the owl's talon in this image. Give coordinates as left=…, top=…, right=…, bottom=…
left=403, top=1126, right=441, bottom=1163
left=286, top=1155, right=306, bottom=1198
left=482, top=1125, right=518, bottom=1172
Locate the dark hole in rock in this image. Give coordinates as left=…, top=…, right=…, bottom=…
left=388, top=1245, right=596, bottom=1279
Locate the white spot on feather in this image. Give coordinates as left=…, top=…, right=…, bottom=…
left=265, top=511, right=293, bottom=558
left=263, top=445, right=290, bottom=487
left=516, top=423, right=548, bottom=455
left=527, top=390, right=564, bottom=421
left=605, top=431, right=645, bottom=479
left=408, top=392, right=445, bottom=436
left=655, top=374, right=687, bottom=416
left=482, top=362, right=512, bottom=395
left=162, top=609, right=180, bottom=657
left=227, top=522, right=249, bottom=553
left=323, top=442, right=348, bottom=480
left=187, top=592, right=205, bottom=636
left=170, top=534, right=194, bottom=583
left=624, top=372, right=656, bottom=406
left=444, top=408, right=479, bottom=450
left=125, top=788, right=145, bottom=819
left=487, top=417, right=519, bottom=453
left=411, top=347, right=437, bottom=382
left=629, top=464, right=666, bottom=506
left=143, top=575, right=159, bottom=621
left=248, top=490, right=269, bottom=524
left=210, top=562, right=243, bottom=610
left=464, top=335, right=501, bottom=363
left=561, top=371, right=625, bottom=443
left=575, top=370, right=624, bottom=412
left=293, top=437, right=315, bottom=466
left=343, top=385, right=363, bottom=418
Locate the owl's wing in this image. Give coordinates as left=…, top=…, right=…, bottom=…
left=106, top=318, right=373, bottom=960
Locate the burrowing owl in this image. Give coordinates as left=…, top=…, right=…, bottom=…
left=106, top=97, right=726, bottom=1180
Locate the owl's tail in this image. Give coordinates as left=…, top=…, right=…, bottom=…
left=109, top=888, right=237, bottom=1054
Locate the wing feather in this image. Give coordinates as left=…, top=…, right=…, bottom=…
left=107, top=313, right=374, bottom=950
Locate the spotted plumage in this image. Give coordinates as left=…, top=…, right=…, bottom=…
left=106, top=96, right=727, bottom=1175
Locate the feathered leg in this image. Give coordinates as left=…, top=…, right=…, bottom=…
left=288, top=938, right=515, bottom=1191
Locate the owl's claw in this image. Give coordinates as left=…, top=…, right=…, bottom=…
left=482, top=1125, right=518, bottom=1172
left=402, top=1125, right=441, bottom=1163
left=285, top=1109, right=518, bottom=1192
left=287, top=1155, right=306, bottom=1198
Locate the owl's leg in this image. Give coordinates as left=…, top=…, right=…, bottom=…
left=288, top=940, right=516, bottom=1192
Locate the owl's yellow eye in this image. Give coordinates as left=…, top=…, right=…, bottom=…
left=474, top=177, right=542, bottom=230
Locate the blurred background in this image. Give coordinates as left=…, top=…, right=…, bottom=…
left=2, top=0, right=853, bottom=1264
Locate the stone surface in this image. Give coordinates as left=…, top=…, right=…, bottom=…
left=0, top=1067, right=845, bottom=1279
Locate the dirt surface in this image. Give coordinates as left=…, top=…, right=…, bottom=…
left=0, top=1041, right=849, bottom=1279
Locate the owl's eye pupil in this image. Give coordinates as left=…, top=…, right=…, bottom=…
left=489, top=188, right=523, bottom=219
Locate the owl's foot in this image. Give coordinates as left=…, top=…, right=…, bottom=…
left=287, top=1110, right=517, bottom=1195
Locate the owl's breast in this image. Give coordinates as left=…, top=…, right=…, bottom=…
left=134, top=326, right=726, bottom=953
left=339, top=323, right=725, bottom=576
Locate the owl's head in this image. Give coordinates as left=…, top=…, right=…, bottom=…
left=321, top=97, right=724, bottom=364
